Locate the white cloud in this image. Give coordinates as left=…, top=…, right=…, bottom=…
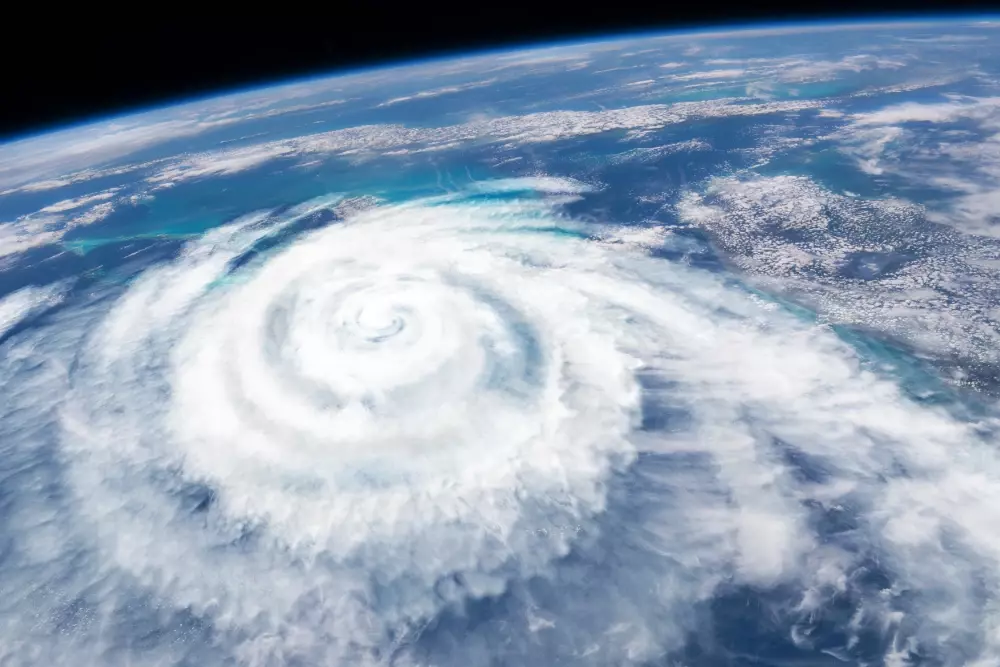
left=657, top=53, right=911, bottom=98
left=141, top=98, right=821, bottom=185
left=3, top=180, right=1000, bottom=666
left=0, top=283, right=67, bottom=337
left=833, top=125, right=905, bottom=175
left=606, top=139, right=711, bottom=165
left=0, top=116, right=238, bottom=191
left=777, top=55, right=907, bottom=83
left=376, top=78, right=498, bottom=107
left=851, top=75, right=970, bottom=98
left=669, top=68, right=746, bottom=81
left=896, top=34, right=988, bottom=43
left=851, top=95, right=1000, bottom=126
left=0, top=79, right=355, bottom=194
left=0, top=193, right=122, bottom=256
left=37, top=188, right=120, bottom=213
left=833, top=96, right=1000, bottom=238
left=676, top=174, right=1000, bottom=376
left=704, top=57, right=791, bottom=65
left=146, top=143, right=295, bottom=187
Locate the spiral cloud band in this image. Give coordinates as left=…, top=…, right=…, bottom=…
left=1, top=177, right=999, bottom=666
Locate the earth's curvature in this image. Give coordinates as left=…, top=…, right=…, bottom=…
left=4, top=17, right=1000, bottom=667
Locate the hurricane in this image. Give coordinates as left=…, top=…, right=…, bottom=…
left=1, top=177, right=999, bottom=666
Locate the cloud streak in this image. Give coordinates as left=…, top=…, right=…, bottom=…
left=145, top=98, right=821, bottom=186
left=832, top=95, right=1000, bottom=239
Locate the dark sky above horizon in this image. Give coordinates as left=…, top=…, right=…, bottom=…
left=1, top=4, right=993, bottom=141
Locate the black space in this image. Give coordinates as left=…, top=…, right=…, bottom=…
left=0, top=3, right=994, bottom=141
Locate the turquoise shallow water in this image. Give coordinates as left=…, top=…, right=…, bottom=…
left=58, top=158, right=505, bottom=254
left=744, top=285, right=982, bottom=413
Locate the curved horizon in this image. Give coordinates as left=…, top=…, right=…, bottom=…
left=3, top=11, right=997, bottom=144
